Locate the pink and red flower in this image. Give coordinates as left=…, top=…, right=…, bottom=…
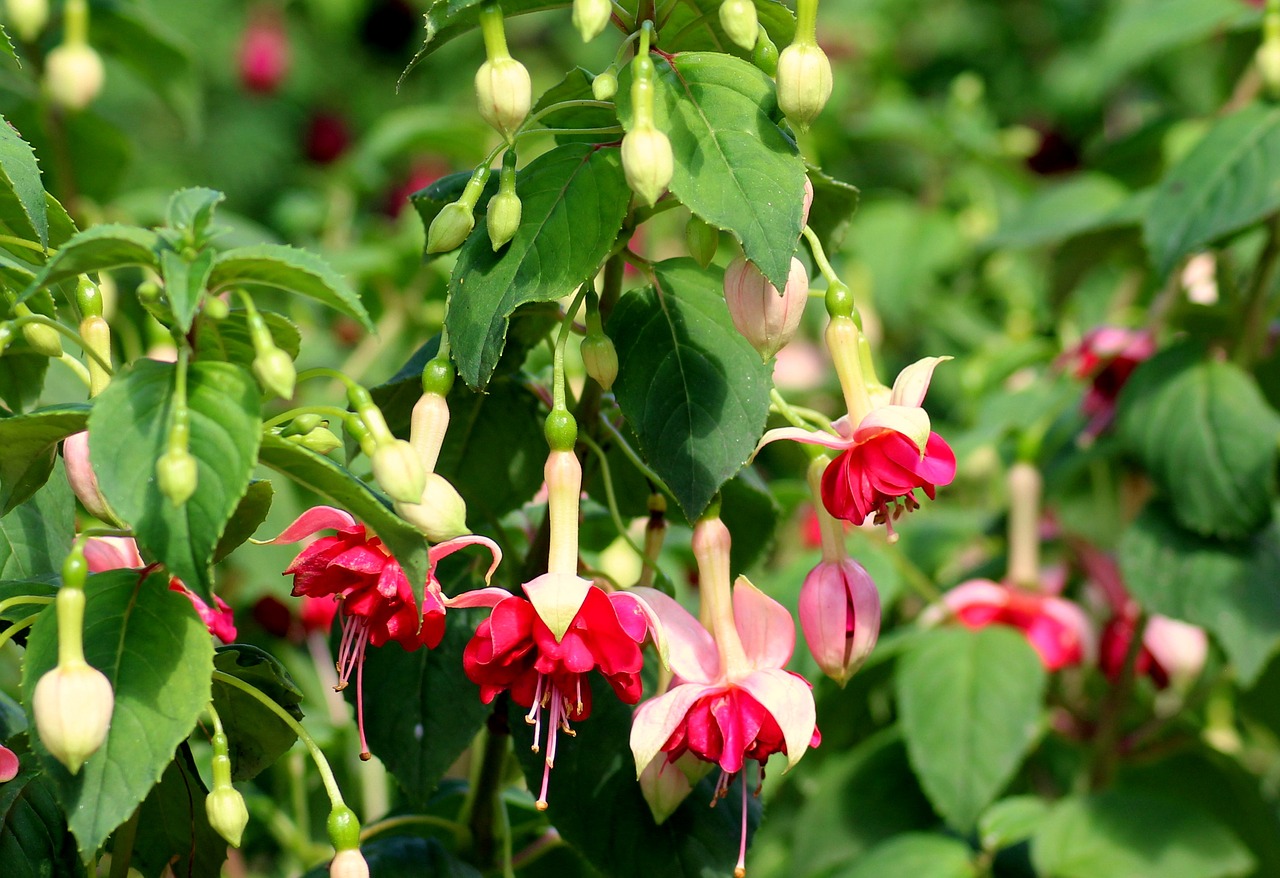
left=1059, top=326, right=1155, bottom=440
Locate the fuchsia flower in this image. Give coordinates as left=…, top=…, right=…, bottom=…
left=83, top=537, right=237, bottom=644
left=0, top=745, right=17, bottom=783
left=757, top=317, right=954, bottom=535
left=238, top=7, right=290, bottom=94
left=1059, top=326, right=1155, bottom=440
left=630, top=516, right=818, bottom=878
left=273, top=506, right=501, bottom=758
left=923, top=579, right=1093, bottom=671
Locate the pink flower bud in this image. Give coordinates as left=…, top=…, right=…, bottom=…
left=799, top=558, right=880, bottom=685
left=44, top=42, right=105, bottom=110
left=801, top=176, right=814, bottom=228
left=0, top=744, right=18, bottom=782
left=33, top=661, right=114, bottom=774
left=329, top=849, right=370, bottom=878
left=238, top=10, right=290, bottom=94
left=723, top=256, right=809, bottom=360
left=63, top=431, right=114, bottom=521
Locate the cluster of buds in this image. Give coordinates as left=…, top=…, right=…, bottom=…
left=620, top=27, right=674, bottom=207
left=775, top=0, right=831, bottom=129
left=280, top=413, right=343, bottom=456
left=44, top=0, right=105, bottom=110
left=346, top=382, right=425, bottom=506
left=475, top=2, right=531, bottom=142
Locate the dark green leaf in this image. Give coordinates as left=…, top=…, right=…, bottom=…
left=0, top=354, right=48, bottom=414
left=95, top=7, right=202, bottom=135
left=659, top=0, right=796, bottom=53
left=896, top=627, right=1047, bottom=831
left=1032, top=791, right=1254, bottom=878
left=160, top=247, right=215, bottom=332
left=197, top=307, right=302, bottom=368
left=721, top=467, right=781, bottom=572
left=0, top=462, right=73, bottom=581
left=89, top=360, right=262, bottom=603
left=446, top=143, right=630, bottom=389
left=133, top=744, right=226, bottom=878
left=607, top=258, right=773, bottom=519
left=840, top=833, right=974, bottom=878
left=0, top=25, right=15, bottom=66
left=989, top=173, right=1131, bottom=249
left=358, top=612, right=490, bottom=803
left=1119, top=504, right=1280, bottom=686
left=207, top=244, right=373, bottom=330
left=257, top=433, right=429, bottom=601
left=0, top=769, right=79, bottom=878
left=805, top=166, right=860, bottom=252
left=211, top=645, right=303, bottom=782
left=1145, top=103, right=1280, bottom=277
left=400, top=0, right=556, bottom=81
left=0, top=114, right=47, bottom=249
left=0, top=580, right=57, bottom=625
left=21, top=224, right=160, bottom=303
left=0, top=404, right=88, bottom=514
left=213, top=480, right=274, bottom=563
left=1117, top=347, right=1279, bottom=539
left=617, top=53, right=806, bottom=290
left=22, top=569, right=215, bottom=855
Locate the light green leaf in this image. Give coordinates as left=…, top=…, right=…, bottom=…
left=165, top=187, right=225, bottom=241
left=197, top=306, right=301, bottom=368
left=207, top=244, right=373, bottom=331
left=896, top=627, right=1047, bottom=831
left=160, top=247, right=214, bottom=332
left=22, top=569, right=215, bottom=856
left=990, top=173, right=1132, bottom=249
left=617, top=52, right=806, bottom=291
left=607, top=258, right=774, bottom=520
left=979, top=796, right=1051, bottom=852
left=840, top=833, right=975, bottom=878
left=20, top=224, right=160, bottom=303
left=446, top=142, right=629, bottom=389
left=0, top=404, right=88, bottom=514
left=0, top=462, right=74, bottom=581
left=0, top=114, right=47, bottom=249
left=89, top=360, right=261, bottom=603
left=95, top=7, right=202, bottom=136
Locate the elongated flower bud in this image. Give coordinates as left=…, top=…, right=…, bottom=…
left=573, top=0, right=611, bottom=42
left=427, top=202, right=475, bottom=254
left=157, top=447, right=198, bottom=505
left=330, top=850, right=370, bottom=878
left=327, top=805, right=368, bottom=878
left=205, top=731, right=248, bottom=847
left=80, top=315, right=111, bottom=397
left=776, top=42, right=832, bottom=130
left=11, top=301, right=62, bottom=358
left=580, top=334, right=618, bottom=390
left=395, top=473, right=470, bottom=542
left=287, top=425, right=342, bottom=455
left=6, top=0, right=47, bottom=41
left=801, top=176, right=814, bottom=229
left=724, top=256, right=808, bottom=360
left=719, top=0, right=758, bottom=51
left=799, top=558, right=880, bottom=685
left=371, top=439, right=426, bottom=505
left=476, top=57, right=532, bottom=140
left=45, top=43, right=105, bottom=110
left=254, top=347, right=297, bottom=400
left=487, top=152, right=522, bottom=250
left=63, top=431, right=114, bottom=521
left=752, top=25, right=779, bottom=76
left=409, top=392, right=450, bottom=475
left=685, top=214, right=718, bottom=268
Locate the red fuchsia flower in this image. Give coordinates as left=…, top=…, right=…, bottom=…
left=922, top=579, right=1094, bottom=671
left=82, top=537, right=237, bottom=643
left=238, top=7, right=290, bottom=94
left=0, top=745, right=17, bottom=783
left=630, top=515, right=819, bottom=878
left=450, top=448, right=656, bottom=809
left=272, top=505, right=501, bottom=758
left=757, top=317, right=955, bottom=537
left=1059, top=326, right=1155, bottom=441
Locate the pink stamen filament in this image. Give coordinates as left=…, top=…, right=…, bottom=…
left=334, top=615, right=371, bottom=760
left=735, top=772, right=748, bottom=878
left=526, top=675, right=545, bottom=752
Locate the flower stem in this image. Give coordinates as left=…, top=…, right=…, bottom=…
left=552, top=287, right=589, bottom=413
left=360, top=814, right=470, bottom=848
left=107, top=808, right=140, bottom=878
left=263, top=405, right=354, bottom=430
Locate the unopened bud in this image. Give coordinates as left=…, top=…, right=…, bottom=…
left=580, top=333, right=618, bottom=390
left=253, top=346, right=297, bottom=400
left=799, top=558, right=880, bottom=686
left=592, top=68, right=618, bottom=100
left=157, top=448, right=198, bottom=506
left=34, top=592, right=114, bottom=777
left=287, top=425, right=342, bottom=455
left=475, top=56, right=532, bottom=140
left=1260, top=38, right=1280, bottom=100
left=685, top=214, right=718, bottom=268
left=409, top=391, right=450, bottom=474
left=18, top=311, right=62, bottom=358
left=395, top=472, right=470, bottom=542
left=801, top=176, right=814, bottom=229
left=621, top=127, right=674, bottom=207
left=752, top=26, right=779, bottom=76
left=80, top=315, right=111, bottom=396
left=426, top=202, right=475, bottom=254
left=718, top=0, right=758, bottom=51
left=371, top=439, right=426, bottom=505
left=206, top=784, right=249, bottom=847
left=5, top=0, right=48, bottom=42
left=44, top=42, right=105, bottom=110
left=330, top=849, right=370, bottom=878
left=327, top=804, right=365, bottom=877
left=573, top=0, right=611, bottom=42
left=64, top=431, right=114, bottom=521
left=723, top=256, right=808, bottom=359
left=486, top=189, right=522, bottom=250
left=203, top=295, right=230, bottom=320
left=776, top=41, right=832, bottom=130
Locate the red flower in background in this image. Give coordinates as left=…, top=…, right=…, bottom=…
left=238, top=8, right=290, bottom=94
left=1060, top=326, right=1155, bottom=441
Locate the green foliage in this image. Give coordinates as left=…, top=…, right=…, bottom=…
left=0, top=404, right=87, bottom=514
left=211, top=645, right=304, bottom=782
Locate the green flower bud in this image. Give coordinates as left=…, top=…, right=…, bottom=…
left=34, top=660, right=113, bottom=773
left=44, top=42, right=105, bottom=110
left=206, top=784, right=249, bottom=848
left=21, top=320, right=63, bottom=358
left=74, top=276, right=103, bottom=319
left=395, top=473, right=470, bottom=542
left=327, top=804, right=361, bottom=851
left=580, top=333, right=618, bottom=391
left=752, top=26, right=779, bottom=76
left=5, top=0, right=49, bottom=42
left=203, top=295, right=230, bottom=320
left=287, top=425, right=343, bottom=455
left=421, top=357, right=455, bottom=398
left=475, top=56, right=532, bottom=140
left=621, top=127, right=674, bottom=207
left=718, top=0, right=758, bottom=51
left=1260, top=38, right=1280, bottom=101
left=486, top=189, right=522, bottom=251
left=371, top=439, right=426, bottom=505
left=157, top=447, right=198, bottom=506
left=281, top=413, right=325, bottom=437
left=592, top=68, right=618, bottom=101
left=426, top=202, right=475, bottom=254
left=685, top=214, right=718, bottom=268
left=544, top=409, right=577, bottom=452
left=573, top=0, right=612, bottom=42
left=776, top=41, right=833, bottom=131
left=253, top=346, right=297, bottom=400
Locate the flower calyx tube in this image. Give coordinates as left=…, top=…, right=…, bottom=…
left=775, top=0, right=831, bottom=130
left=426, top=164, right=490, bottom=254
left=205, top=716, right=249, bottom=848
left=475, top=2, right=532, bottom=141
left=80, top=315, right=112, bottom=397
left=157, top=354, right=199, bottom=506
left=240, top=292, right=296, bottom=400
left=44, top=0, right=104, bottom=110
left=33, top=542, right=115, bottom=774
left=63, top=430, right=116, bottom=523
left=396, top=354, right=470, bottom=542
left=487, top=149, right=523, bottom=251
left=620, top=27, right=674, bottom=207
left=1260, top=4, right=1280, bottom=99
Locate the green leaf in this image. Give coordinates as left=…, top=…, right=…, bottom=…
left=211, top=645, right=303, bottom=781
left=1032, top=791, right=1254, bottom=878
left=0, top=25, right=15, bottom=67
left=207, top=244, right=373, bottom=330
left=446, top=143, right=630, bottom=389
left=1145, top=103, right=1280, bottom=277
left=607, top=258, right=773, bottom=519
left=659, top=0, right=796, bottom=54
left=806, top=165, right=861, bottom=252
left=94, top=7, right=202, bottom=136
left=896, top=627, right=1048, bottom=831
left=1119, top=504, right=1280, bottom=686
left=160, top=247, right=215, bottom=332
left=400, top=0, right=556, bottom=82
left=0, top=114, right=48, bottom=249
left=979, top=796, right=1051, bottom=852
left=214, top=479, right=274, bottom=562
left=358, top=612, right=490, bottom=804
left=197, top=306, right=301, bottom=368
left=530, top=68, right=621, bottom=146
left=22, top=569, right=215, bottom=855
left=21, top=224, right=160, bottom=302
left=89, top=360, right=262, bottom=603
left=0, top=769, right=80, bottom=878
left=0, top=354, right=48, bottom=414
left=721, top=467, right=781, bottom=572
left=1117, top=347, right=1279, bottom=539
left=0, top=404, right=88, bottom=514
left=989, top=173, right=1132, bottom=249
left=841, top=833, right=975, bottom=878
left=509, top=673, right=761, bottom=878
left=0, top=463, right=74, bottom=581
left=617, top=53, right=806, bottom=291
left=166, top=187, right=225, bottom=242
left=257, top=433, right=430, bottom=602
left=133, top=744, right=226, bottom=878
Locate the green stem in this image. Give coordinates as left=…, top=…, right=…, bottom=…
left=0, top=595, right=52, bottom=617
left=295, top=367, right=361, bottom=395
left=0, top=615, right=41, bottom=651
left=794, top=0, right=818, bottom=42
left=578, top=433, right=661, bottom=580
left=55, top=352, right=91, bottom=388
left=552, top=287, right=589, bottom=412
left=0, top=235, right=49, bottom=255
left=478, top=1, right=510, bottom=59
left=360, top=814, right=470, bottom=847
left=801, top=226, right=841, bottom=287
left=6, top=315, right=114, bottom=374
left=1088, top=614, right=1148, bottom=790
left=597, top=412, right=674, bottom=497
left=211, top=670, right=346, bottom=807
left=107, top=808, right=140, bottom=878
left=468, top=710, right=513, bottom=869
left=769, top=388, right=817, bottom=431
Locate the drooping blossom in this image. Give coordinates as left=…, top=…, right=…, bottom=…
left=1058, top=326, right=1155, bottom=441
left=451, top=448, right=655, bottom=809
left=757, top=316, right=955, bottom=536
left=922, top=578, right=1094, bottom=671
left=630, top=515, right=818, bottom=877
left=83, top=536, right=237, bottom=643
left=273, top=506, right=501, bottom=758
left=238, top=7, right=290, bottom=94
